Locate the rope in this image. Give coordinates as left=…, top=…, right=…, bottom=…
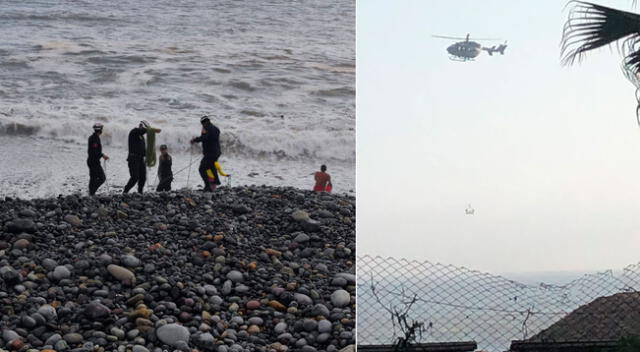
left=172, top=156, right=198, bottom=176
left=148, top=169, right=159, bottom=191
left=186, top=144, right=194, bottom=189
left=103, top=159, right=110, bottom=194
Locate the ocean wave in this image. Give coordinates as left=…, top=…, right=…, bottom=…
left=0, top=0, right=354, bottom=165
left=87, top=55, right=156, bottom=66
left=259, top=55, right=292, bottom=61
left=89, top=67, right=122, bottom=83
left=159, top=47, right=198, bottom=55
left=307, top=62, right=355, bottom=73
left=0, top=121, right=40, bottom=136
left=240, top=109, right=266, bottom=117
left=0, top=13, right=124, bottom=23
left=229, top=80, right=256, bottom=92
left=0, top=60, right=30, bottom=69
left=312, top=87, right=355, bottom=97
left=0, top=117, right=354, bottom=163
left=62, top=49, right=109, bottom=56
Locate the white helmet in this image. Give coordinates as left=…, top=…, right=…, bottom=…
left=93, top=123, right=104, bottom=131
left=140, top=120, right=150, bottom=129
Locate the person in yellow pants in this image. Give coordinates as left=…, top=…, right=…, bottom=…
left=206, top=161, right=229, bottom=187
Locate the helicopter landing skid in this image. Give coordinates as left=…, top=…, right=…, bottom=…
left=449, top=56, right=474, bottom=62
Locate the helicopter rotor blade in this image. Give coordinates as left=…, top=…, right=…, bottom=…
left=432, top=35, right=468, bottom=40
left=469, top=37, right=503, bottom=41
left=432, top=34, right=503, bottom=41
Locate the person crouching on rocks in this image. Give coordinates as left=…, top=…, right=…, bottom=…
left=88, top=123, right=109, bottom=195
left=190, top=115, right=222, bottom=192
left=314, top=164, right=332, bottom=192
left=124, top=120, right=161, bottom=194
left=156, top=144, right=173, bottom=192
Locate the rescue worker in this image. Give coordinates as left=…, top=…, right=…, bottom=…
left=156, top=144, right=173, bottom=192
left=123, top=120, right=161, bottom=194
left=190, top=115, right=221, bottom=191
left=87, top=123, right=109, bottom=195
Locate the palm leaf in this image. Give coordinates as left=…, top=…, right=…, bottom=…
left=561, top=1, right=640, bottom=70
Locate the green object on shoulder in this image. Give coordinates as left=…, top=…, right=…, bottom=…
left=146, top=127, right=156, bottom=167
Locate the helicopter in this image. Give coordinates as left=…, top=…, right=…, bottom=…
left=465, top=204, right=475, bottom=215
left=433, top=34, right=507, bottom=61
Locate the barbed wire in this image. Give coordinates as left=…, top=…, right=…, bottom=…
left=357, top=255, right=640, bottom=352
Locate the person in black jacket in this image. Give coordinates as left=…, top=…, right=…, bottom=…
left=87, top=123, right=109, bottom=195
left=123, top=120, right=161, bottom=194
left=190, top=115, right=221, bottom=191
left=156, top=144, right=173, bottom=192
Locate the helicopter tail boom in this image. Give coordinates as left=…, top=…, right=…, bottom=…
left=482, top=43, right=507, bottom=56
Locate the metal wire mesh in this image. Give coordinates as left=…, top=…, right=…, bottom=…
left=357, top=255, right=640, bottom=351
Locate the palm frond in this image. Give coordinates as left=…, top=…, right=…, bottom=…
left=619, top=37, right=640, bottom=125
left=561, top=1, right=640, bottom=67
left=621, top=36, right=640, bottom=81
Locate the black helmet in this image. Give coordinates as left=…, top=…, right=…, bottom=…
left=93, top=123, right=104, bottom=131
left=200, top=115, right=210, bottom=123
left=140, top=120, right=150, bottom=129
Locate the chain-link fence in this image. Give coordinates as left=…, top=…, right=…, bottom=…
left=357, top=255, right=640, bottom=351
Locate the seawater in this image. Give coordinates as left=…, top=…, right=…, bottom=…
left=0, top=0, right=354, bottom=198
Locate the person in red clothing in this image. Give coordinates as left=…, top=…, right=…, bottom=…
left=313, top=165, right=332, bottom=192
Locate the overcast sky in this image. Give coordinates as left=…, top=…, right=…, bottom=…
left=357, top=0, right=640, bottom=273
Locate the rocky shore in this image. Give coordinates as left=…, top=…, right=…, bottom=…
left=0, top=186, right=355, bottom=352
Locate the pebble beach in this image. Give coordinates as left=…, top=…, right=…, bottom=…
left=0, top=186, right=355, bottom=352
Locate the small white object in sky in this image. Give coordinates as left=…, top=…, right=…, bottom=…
left=465, top=204, right=475, bottom=215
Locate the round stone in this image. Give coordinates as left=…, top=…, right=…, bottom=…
left=21, top=315, right=36, bottom=328
left=156, top=323, right=190, bottom=347
left=330, top=289, right=351, bottom=308
left=107, top=264, right=136, bottom=285
left=37, top=304, right=57, bottom=321
left=84, top=302, right=111, bottom=320
left=318, top=319, right=332, bottom=333
left=42, top=258, right=57, bottom=271
left=132, top=346, right=149, bottom=352
left=53, top=266, right=71, bottom=281
left=121, top=255, right=141, bottom=267
left=110, top=327, right=125, bottom=340
left=64, top=214, right=82, bottom=226
left=63, top=333, right=83, bottom=344
left=44, top=333, right=62, bottom=346
left=317, top=332, right=331, bottom=343
left=13, top=239, right=30, bottom=250
left=199, top=333, right=215, bottom=344
left=246, top=300, right=260, bottom=309
left=274, top=322, right=287, bottom=334
left=294, top=293, right=313, bottom=305
left=226, top=270, right=243, bottom=282
left=303, top=319, right=318, bottom=331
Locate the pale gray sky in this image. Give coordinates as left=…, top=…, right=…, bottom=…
left=357, top=0, right=640, bottom=272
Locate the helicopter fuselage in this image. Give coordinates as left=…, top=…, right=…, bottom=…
left=446, top=41, right=482, bottom=60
